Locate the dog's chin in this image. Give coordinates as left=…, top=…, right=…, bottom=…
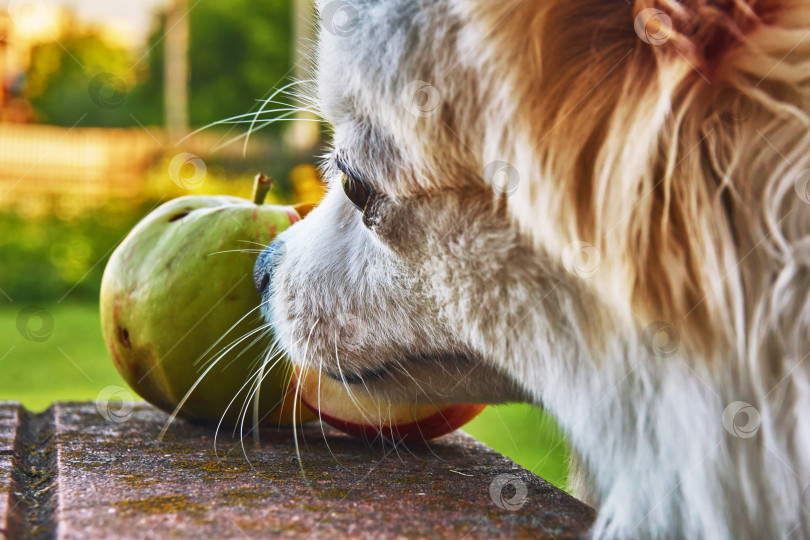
left=269, top=301, right=526, bottom=406
left=316, top=351, right=528, bottom=406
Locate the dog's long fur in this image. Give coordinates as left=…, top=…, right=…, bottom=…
left=261, top=0, right=810, bottom=537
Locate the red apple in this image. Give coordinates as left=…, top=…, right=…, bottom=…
left=294, top=367, right=486, bottom=443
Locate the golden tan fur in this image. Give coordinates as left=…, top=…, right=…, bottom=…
left=464, top=0, right=810, bottom=358
left=261, top=0, right=810, bottom=535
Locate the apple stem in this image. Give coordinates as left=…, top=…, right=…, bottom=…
left=253, top=173, right=273, bottom=205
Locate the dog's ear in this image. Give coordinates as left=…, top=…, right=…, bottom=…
left=470, top=0, right=808, bottom=353
left=633, top=0, right=788, bottom=73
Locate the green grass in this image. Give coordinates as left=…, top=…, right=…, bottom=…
left=0, top=302, right=569, bottom=490
left=462, top=404, right=570, bottom=490
left=0, top=302, right=127, bottom=409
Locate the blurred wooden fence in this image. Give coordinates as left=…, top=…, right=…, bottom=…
left=0, top=123, right=162, bottom=215
left=0, top=123, right=323, bottom=216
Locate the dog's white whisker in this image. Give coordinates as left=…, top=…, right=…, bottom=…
left=213, top=329, right=291, bottom=458
left=158, top=315, right=273, bottom=441
left=209, top=110, right=306, bottom=153
left=177, top=107, right=298, bottom=145
left=234, top=346, right=281, bottom=442
left=178, top=77, right=318, bottom=146
left=207, top=249, right=266, bottom=256
left=212, top=108, right=318, bottom=124
left=237, top=240, right=274, bottom=248
left=218, top=324, right=275, bottom=374
left=316, top=354, right=343, bottom=467
left=214, top=351, right=283, bottom=455
left=332, top=330, right=375, bottom=426
left=194, top=301, right=270, bottom=368
left=245, top=78, right=323, bottom=155
left=386, top=362, right=457, bottom=454
left=234, top=335, right=299, bottom=470
left=213, top=346, right=285, bottom=458
left=236, top=328, right=294, bottom=432
left=291, top=320, right=319, bottom=484
left=216, top=113, right=319, bottom=126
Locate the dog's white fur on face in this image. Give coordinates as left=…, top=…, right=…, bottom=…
left=262, top=0, right=810, bottom=537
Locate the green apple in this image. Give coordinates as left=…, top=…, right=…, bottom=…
left=100, top=176, right=316, bottom=427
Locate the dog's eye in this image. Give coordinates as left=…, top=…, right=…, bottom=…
left=341, top=172, right=371, bottom=212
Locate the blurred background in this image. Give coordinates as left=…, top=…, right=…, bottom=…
left=0, top=0, right=569, bottom=489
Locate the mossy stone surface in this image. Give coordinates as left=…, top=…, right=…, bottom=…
left=1, top=402, right=595, bottom=538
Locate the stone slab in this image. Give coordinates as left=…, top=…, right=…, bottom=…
left=3, top=402, right=594, bottom=539
left=0, top=403, right=20, bottom=538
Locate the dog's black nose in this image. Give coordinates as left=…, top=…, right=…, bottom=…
left=253, top=239, right=285, bottom=297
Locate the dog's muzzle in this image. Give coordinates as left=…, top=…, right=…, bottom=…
left=253, top=239, right=285, bottom=297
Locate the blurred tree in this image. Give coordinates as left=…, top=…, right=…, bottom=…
left=25, top=30, right=135, bottom=126
left=164, top=0, right=190, bottom=142
left=132, top=0, right=294, bottom=130
left=0, top=201, right=155, bottom=303
left=25, top=1, right=294, bottom=130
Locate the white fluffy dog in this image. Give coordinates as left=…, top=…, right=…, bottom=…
left=255, top=0, right=810, bottom=537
